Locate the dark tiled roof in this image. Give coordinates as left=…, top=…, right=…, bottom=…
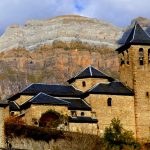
left=0, top=100, right=9, bottom=107
left=9, top=101, right=20, bottom=111
left=67, top=66, right=114, bottom=83
left=20, top=84, right=82, bottom=97
left=62, top=98, right=91, bottom=111
left=116, top=23, right=150, bottom=53
left=68, top=116, right=98, bottom=123
left=86, top=81, right=134, bottom=96
left=29, top=93, right=69, bottom=106
left=7, top=93, right=21, bottom=101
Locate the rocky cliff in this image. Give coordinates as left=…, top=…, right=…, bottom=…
left=0, top=15, right=123, bottom=51
left=0, top=15, right=149, bottom=99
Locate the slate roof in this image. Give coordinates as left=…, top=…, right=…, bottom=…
left=29, top=92, right=69, bottom=106
left=62, top=98, right=91, bottom=111
left=0, top=100, right=9, bottom=107
left=9, top=101, right=20, bottom=111
left=10, top=84, right=83, bottom=98
left=68, top=116, right=98, bottom=123
left=85, top=81, right=134, bottom=96
left=116, top=23, right=150, bottom=53
left=67, top=66, right=114, bottom=83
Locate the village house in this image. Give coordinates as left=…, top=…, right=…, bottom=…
left=0, top=23, right=150, bottom=147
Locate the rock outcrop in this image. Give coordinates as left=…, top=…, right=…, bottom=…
left=0, top=15, right=123, bottom=51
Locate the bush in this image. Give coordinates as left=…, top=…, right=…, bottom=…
left=52, top=40, right=67, bottom=49
left=39, top=109, right=68, bottom=129
left=5, top=116, right=25, bottom=125
left=5, top=122, right=64, bottom=142
left=103, top=118, right=140, bottom=150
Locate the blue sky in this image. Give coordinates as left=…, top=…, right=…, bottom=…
left=0, top=0, right=150, bottom=34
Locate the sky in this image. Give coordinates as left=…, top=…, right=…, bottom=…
left=0, top=0, right=150, bottom=34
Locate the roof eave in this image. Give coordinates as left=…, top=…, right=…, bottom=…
left=116, top=42, right=150, bottom=53
left=88, top=92, right=134, bottom=96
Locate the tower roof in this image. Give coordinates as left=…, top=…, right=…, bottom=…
left=116, top=23, right=150, bottom=53
left=67, top=66, right=113, bottom=83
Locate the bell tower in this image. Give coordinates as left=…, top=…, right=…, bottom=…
left=116, top=23, right=150, bottom=141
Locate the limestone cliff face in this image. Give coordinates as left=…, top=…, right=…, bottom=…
left=0, top=15, right=123, bottom=51
left=0, top=46, right=119, bottom=99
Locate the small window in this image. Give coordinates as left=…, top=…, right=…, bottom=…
left=126, top=51, right=129, bottom=65
left=71, top=111, right=77, bottom=117
left=81, top=112, right=84, bottom=116
left=107, top=98, right=112, bottom=106
left=64, top=122, right=68, bottom=126
left=146, top=92, right=149, bottom=98
left=82, top=81, right=86, bottom=87
left=148, top=49, right=150, bottom=64
left=139, top=48, right=144, bottom=65
left=120, top=53, right=125, bottom=66
left=121, top=59, right=125, bottom=65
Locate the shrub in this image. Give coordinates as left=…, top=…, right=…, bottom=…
left=5, top=122, right=64, bottom=142
left=39, top=110, right=67, bottom=129
left=52, top=40, right=67, bottom=49
left=5, top=116, right=25, bottom=125
left=103, top=118, right=141, bottom=150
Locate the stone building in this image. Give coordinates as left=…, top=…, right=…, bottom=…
left=0, top=23, right=150, bottom=146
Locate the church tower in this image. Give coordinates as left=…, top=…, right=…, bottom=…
left=116, top=23, right=150, bottom=141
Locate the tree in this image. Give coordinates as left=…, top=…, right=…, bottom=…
left=103, top=118, right=140, bottom=150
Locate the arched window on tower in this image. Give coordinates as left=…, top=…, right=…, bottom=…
left=120, top=53, right=125, bottom=66
left=107, top=98, right=112, bottom=106
left=139, top=48, right=144, bottom=65
left=148, top=49, right=150, bottom=64
left=126, top=50, right=129, bottom=65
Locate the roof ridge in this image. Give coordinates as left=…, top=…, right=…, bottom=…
left=81, top=99, right=91, bottom=108
left=30, top=92, right=70, bottom=104
left=20, top=83, right=33, bottom=93
left=13, top=101, right=20, bottom=109
left=73, top=66, right=91, bottom=79
left=89, top=66, right=92, bottom=76
left=88, top=83, right=101, bottom=92
left=130, top=22, right=137, bottom=43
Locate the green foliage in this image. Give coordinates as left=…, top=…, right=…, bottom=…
left=64, top=46, right=70, bottom=51
left=52, top=40, right=67, bottom=49
left=103, top=118, right=140, bottom=150
left=5, top=122, right=64, bottom=142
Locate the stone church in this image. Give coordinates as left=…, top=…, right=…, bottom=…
left=0, top=23, right=150, bottom=146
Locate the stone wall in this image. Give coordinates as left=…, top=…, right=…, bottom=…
left=85, top=94, right=136, bottom=136
left=72, top=78, right=109, bottom=92
left=119, top=49, right=134, bottom=89
left=69, top=123, right=98, bottom=135
left=131, top=45, right=150, bottom=141
left=0, top=107, right=5, bottom=148
left=15, top=95, right=33, bottom=105
left=119, top=45, right=150, bottom=141
left=24, top=105, right=68, bottom=125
